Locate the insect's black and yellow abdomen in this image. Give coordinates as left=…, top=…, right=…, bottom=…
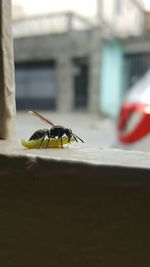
left=29, top=129, right=49, bottom=141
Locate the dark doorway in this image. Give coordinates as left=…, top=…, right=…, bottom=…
left=15, top=61, right=56, bottom=110
left=73, top=57, right=88, bottom=110
left=124, top=53, right=150, bottom=90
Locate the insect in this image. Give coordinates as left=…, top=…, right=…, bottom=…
left=29, top=111, right=84, bottom=148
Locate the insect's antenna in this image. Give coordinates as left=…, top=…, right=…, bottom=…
left=72, top=134, right=78, bottom=142
left=73, top=133, right=84, bottom=143
left=29, top=111, right=55, bottom=127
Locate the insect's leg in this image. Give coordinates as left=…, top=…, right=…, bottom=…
left=58, top=135, right=63, bottom=148
left=65, top=132, right=71, bottom=144
left=46, top=137, right=51, bottom=148
left=39, top=134, right=46, bottom=148
left=46, top=131, right=51, bottom=148
left=68, top=135, right=71, bottom=144
left=58, top=133, right=63, bottom=148
left=61, top=137, right=63, bottom=148
left=39, top=130, right=48, bottom=148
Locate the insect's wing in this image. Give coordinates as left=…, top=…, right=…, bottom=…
left=29, top=111, right=55, bottom=127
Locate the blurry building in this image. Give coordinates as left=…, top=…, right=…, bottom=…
left=13, top=13, right=100, bottom=113
left=99, top=0, right=146, bottom=117
left=123, top=29, right=150, bottom=95
left=12, top=0, right=146, bottom=116
left=121, top=7, right=150, bottom=110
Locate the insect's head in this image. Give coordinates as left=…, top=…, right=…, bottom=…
left=65, top=128, right=72, bottom=137
left=65, top=128, right=84, bottom=143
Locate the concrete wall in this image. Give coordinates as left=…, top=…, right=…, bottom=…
left=13, top=28, right=101, bottom=113
left=1, top=140, right=150, bottom=266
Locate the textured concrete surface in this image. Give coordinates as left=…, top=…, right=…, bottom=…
left=0, top=140, right=150, bottom=266
left=1, top=140, right=150, bottom=169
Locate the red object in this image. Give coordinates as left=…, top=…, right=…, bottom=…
left=118, top=103, right=150, bottom=143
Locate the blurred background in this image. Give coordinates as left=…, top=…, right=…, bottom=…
left=11, top=0, right=150, bottom=151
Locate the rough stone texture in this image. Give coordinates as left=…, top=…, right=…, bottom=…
left=0, top=0, right=16, bottom=139
left=0, top=141, right=150, bottom=266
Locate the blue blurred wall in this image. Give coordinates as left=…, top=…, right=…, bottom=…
left=100, top=40, right=124, bottom=117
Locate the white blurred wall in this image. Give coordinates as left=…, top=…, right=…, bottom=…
left=12, top=0, right=145, bottom=37
left=101, top=0, right=145, bottom=37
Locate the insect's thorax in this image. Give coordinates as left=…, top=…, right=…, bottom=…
left=50, top=126, right=66, bottom=137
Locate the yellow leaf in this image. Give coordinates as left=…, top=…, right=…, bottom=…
left=21, top=136, right=75, bottom=149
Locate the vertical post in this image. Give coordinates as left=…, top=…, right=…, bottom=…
left=88, top=30, right=101, bottom=114
left=67, top=12, right=73, bottom=32
left=0, top=0, right=16, bottom=139
left=56, top=55, right=73, bottom=112
left=97, top=0, right=102, bottom=25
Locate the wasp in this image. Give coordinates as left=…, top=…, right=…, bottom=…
left=29, top=111, right=84, bottom=148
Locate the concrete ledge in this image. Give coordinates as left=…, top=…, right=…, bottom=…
left=0, top=140, right=150, bottom=266
left=1, top=140, right=150, bottom=168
